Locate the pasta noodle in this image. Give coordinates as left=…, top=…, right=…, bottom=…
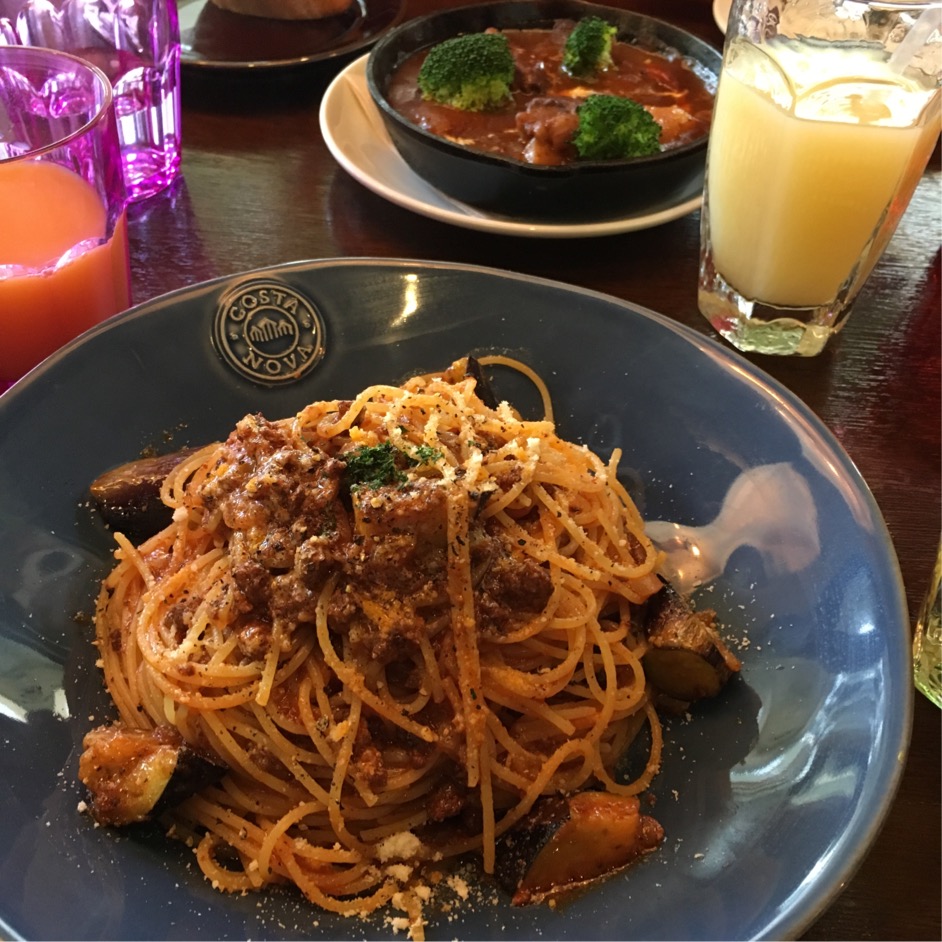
left=87, top=357, right=674, bottom=937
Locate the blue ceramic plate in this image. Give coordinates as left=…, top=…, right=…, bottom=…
left=0, top=259, right=910, bottom=941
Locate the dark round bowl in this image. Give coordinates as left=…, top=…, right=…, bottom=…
left=365, top=0, right=721, bottom=222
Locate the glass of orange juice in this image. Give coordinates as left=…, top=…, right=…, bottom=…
left=0, top=45, right=131, bottom=390
left=698, top=0, right=941, bottom=357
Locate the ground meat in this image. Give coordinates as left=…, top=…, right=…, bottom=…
left=236, top=618, right=273, bottom=661
left=162, top=600, right=196, bottom=644
left=353, top=744, right=388, bottom=791
left=476, top=542, right=553, bottom=635
left=231, top=558, right=271, bottom=609
left=294, top=534, right=340, bottom=589
left=201, top=415, right=344, bottom=542
left=426, top=781, right=467, bottom=822
left=190, top=414, right=553, bottom=684
left=345, top=607, right=426, bottom=657
left=197, top=414, right=350, bottom=631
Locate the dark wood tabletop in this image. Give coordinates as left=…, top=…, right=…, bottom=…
left=126, top=0, right=941, bottom=937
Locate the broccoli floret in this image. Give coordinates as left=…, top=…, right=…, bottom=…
left=563, top=16, right=617, bottom=78
left=572, top=94, right=662, bottom=160
left=417, top=32, right=515, bottom=112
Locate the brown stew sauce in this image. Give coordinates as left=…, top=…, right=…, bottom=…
left=385, top=20, right=715, bottom=166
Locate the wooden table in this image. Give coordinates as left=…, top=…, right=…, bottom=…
left=127, top=0, right=942, bottom=937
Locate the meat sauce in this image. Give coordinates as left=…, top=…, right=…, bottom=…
left=197, top=413, right=554, bottom=662
left=386, top=20, right=715, bottom=166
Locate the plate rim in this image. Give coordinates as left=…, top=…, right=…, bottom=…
left=713, top=0, right=730, bottom=34
left=0, top=256, right=913, bottom=942
left=319, top=56, right=704, bottom=238
left=177, top=0, right=405, bottom=72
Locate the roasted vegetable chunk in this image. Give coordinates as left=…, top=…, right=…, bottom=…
left=642, top=583, right=741, bottom=702
left=463, top=354, right=499, bottom=409
left=495, top=791, right=664, bottom=905
left=79, top=724, right=225, bottom=826
left=89, top=447, right=200, bottom=541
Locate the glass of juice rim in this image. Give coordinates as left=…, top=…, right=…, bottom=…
left=0, top=45, right=131, bottom=390
left=0, top=45, right=126, bottom=200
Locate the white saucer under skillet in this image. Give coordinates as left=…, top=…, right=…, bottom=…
left=319, top=56, right=705, bottom=239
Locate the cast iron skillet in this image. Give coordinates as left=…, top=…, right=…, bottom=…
left=366, top=0, right=721, bottom=222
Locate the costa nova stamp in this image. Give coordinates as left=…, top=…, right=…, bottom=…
left=213, top=279, right=326, bottom=385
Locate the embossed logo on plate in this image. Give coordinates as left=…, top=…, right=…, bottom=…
left=213, top=280, right=326, bottom=385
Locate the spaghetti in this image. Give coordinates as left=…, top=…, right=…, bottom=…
left=84, top=356, right=674, bottom=937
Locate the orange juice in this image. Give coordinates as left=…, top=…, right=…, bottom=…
left=0, top=160, right=131, bottom=384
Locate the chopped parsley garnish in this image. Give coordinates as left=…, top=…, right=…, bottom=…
left=412, top=444, right=443, bottom=465
left=344, top=442, right=408, bottom=490
left=343, top=442, right=442, bottom=490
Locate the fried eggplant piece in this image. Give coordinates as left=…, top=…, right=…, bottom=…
left=89, top=448, right=200, bottom=541
left=642, top=583, right=741, bottom=702
left=438, top=355, right=500, bottom=409
left=495, top=791, right=664, bottom=905
left=79, top=724, right=225, bottom=826
left=464, top=355, right=499, bottom=409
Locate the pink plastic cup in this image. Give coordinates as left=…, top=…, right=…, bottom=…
left=0, top=45, right=131, bottom=390
left=0, top=0, right=182, bottom=201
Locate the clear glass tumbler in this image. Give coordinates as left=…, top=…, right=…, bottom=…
left=0, top=45, right=131, bottom=390
left=698, top=0, right=942, bottom=356
left=0, top=0, right=182, bottom=201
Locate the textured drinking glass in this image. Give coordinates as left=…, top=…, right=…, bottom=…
left=0, top=45, right=131, bottom=389
left=0, top=0, right=182, bottom=201
left=913, top=542, right=942, bottom=707
left=698, top=0, right=942, bottom=356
